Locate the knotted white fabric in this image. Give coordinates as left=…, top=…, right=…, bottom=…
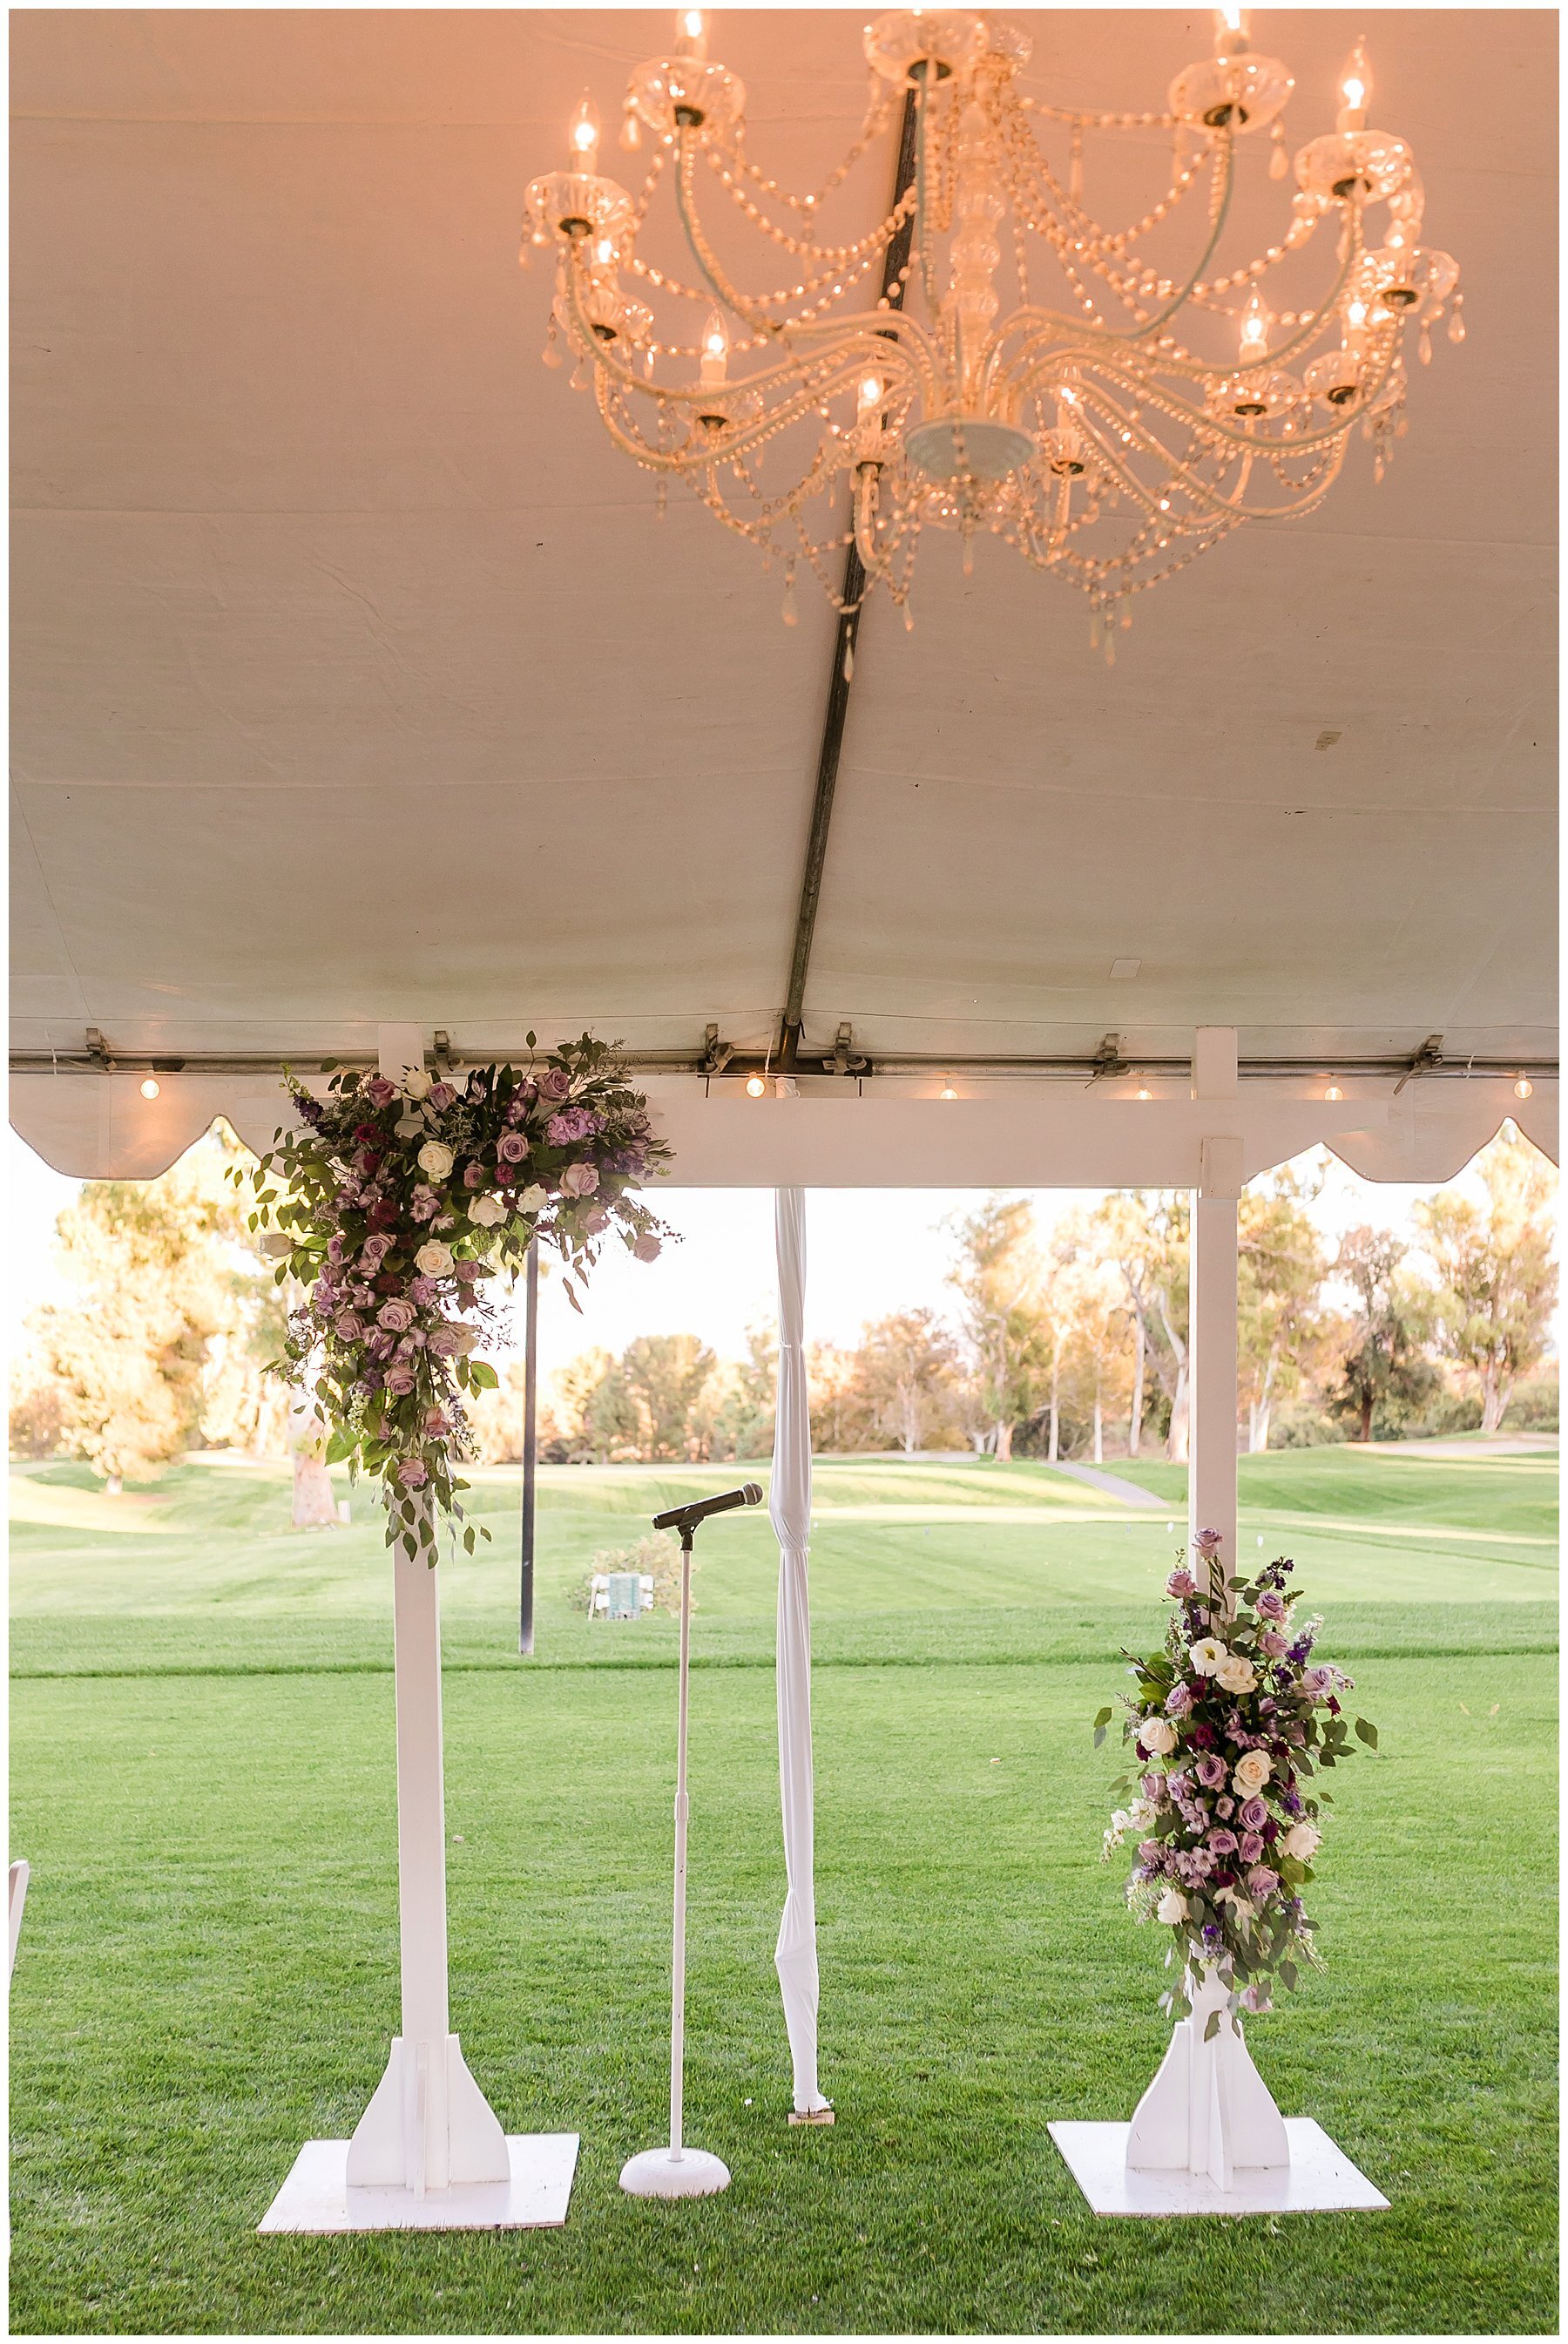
left=771, top=1187, right=828, bottom=2113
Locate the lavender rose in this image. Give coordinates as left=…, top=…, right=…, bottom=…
left=363, top=1076, right=398, bottom=1108
left=385, top=1366, right=416, bottom=1397
left=1166, top=1568, right=1197, bottom=1600
left=560, top=1162, right=598, bottom=1197
left=497, top=1132, right=531, bottom=1166
left=536, top=1067, right=572, bottom=1101
left=1195, top=1752, right=1227, bottom=1790
left=334, top=1312, right=363, bottom=1343
left=396, top=1460, right=429, bottom=1489
left=632, top=1232, right=661, bottom=1263
left=1239, top=1794, right=1269, bottom=1831
left=378, top=1298, right=416, bottom=1333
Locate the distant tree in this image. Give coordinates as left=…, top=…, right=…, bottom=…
left=1059, top=1253, right=1130, bottom=1465
left=806, top=1341, right=875, bottom=1453
left=706, top=1321, right=777, bottom=1460
left=853, top=1309, right=963, bottom=1453
left=1416, top=1128, right=1558, bottom=1433
left=620, top=1333, right=717, bottom=1460
left=28, top=1129, right=274, bottom=1492
left=1238, top=1169, right=1330, bottom=1453
left=945, top=1195, right=1048, bottom=1460
left=1326, top=1226, right=1437, bottom=1443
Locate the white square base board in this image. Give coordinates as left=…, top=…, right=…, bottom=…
left=258, top=2133, right=579, bottom=2234
left=1048, top=2118, right=1389, bottom=2218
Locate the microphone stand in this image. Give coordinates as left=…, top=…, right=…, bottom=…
left=618, top=1514, right=732, bottom=2199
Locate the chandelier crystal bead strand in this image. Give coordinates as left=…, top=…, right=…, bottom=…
left=522, top=9, right=1458, bottom=643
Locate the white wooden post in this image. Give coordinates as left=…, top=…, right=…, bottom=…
left=1188, top=1027, right=1241, bottom=1614
left=262, top=1025, right=579, bottom=2232
left=341, top=1025, right=511, bottom=2194
left=1124, top=1026, right=1288, bottom=2185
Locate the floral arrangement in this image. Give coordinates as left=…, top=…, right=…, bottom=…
left=244, top=1034, right=670, bottom=1563
left=1095, top=1529, right=1377, bottom=2028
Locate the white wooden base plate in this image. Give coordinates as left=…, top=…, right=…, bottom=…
left=1048, top=2119, right=1389, bottom=2218
left=787, top=2106, right=835, bottom=2127
left=258, top=2133, right=579, bottom=2233
left=618, top=2145, right=730, bottom=2198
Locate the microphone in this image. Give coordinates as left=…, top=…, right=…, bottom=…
left=652, top=1483, right=764, bottom=1534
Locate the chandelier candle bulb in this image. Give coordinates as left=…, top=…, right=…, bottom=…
left=569, top=92, right=601, bottom=171
left=1336, top=39, right=1372, bottom=132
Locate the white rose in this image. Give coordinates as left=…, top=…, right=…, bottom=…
left=1283, top=1821, right=1321, bottom=1862
left=417, top=1140, right=454, bottom=1182
left=1233, top=1750, right=1273, bottom=1795
left=416, top=1240, right=454, bottom=1277
left=1189, top=1637, right=1227, bottom=1677
left=467, top=1193, right=507, bottom=1228
left=402, top=1068, right=431, bottom=1101
left=1138, top=1717, right=1178, bottom=1757
left=1216, top=1652, right=1258, bottom=1696
left=517, top=1184, right=549, bottom=1215
left=1156, top=1887, right=1188, bottom=1926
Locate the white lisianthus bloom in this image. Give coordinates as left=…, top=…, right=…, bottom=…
left=1110, top=1808, right=1131, bottom=1835
left=402, top=1068, right=432, bottom=1101
left=1128, top=1797, right=1159, bottom=1833
left=1216, top=1651, right=1258, bottom=1695
left=1233, top=1750, right=1273, bottom=1795
left=1189, top=1636, right=1227, bottom=1677
left=416, top=1240, right=454, bottom=1277
left=1156, top=1887, right=1188, bottom=1926
left=517, top=1184, right=549, bottom=1215
left=417, top=1140, right=455, bottom=1181
left=1138, top=1717, right=1179, bottom=1757
left=1283, top=1820, right=1321, bottom=1861
left=467, top=1193, right=507, bottom=1228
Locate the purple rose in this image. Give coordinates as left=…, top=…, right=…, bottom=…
left=536, top=1067, right=572, bottom=1102
left=1193, top=1527, right=1222, bottom=1555
left=385, top=1366, right=416, bottom=1397
left=1166, top=1568, right=1197, bottom=1600
left=368, top=1330, right=396, bottom=1359
left=1239, top=1831, right=1264, bottom=1863
left=378, top=1297, right=416, bottom=1333
left=333, top=1312, right=363, bottom=1343
left=633, top=1232, right=661, bottom=1263
left=361, top=1232, right=394, bottom=1269
left=463, top=1162, right=484, bottom=1189
left=1207, top=1827, right=1238, bottom=1856
left=327, top=1236, right=346, bottom=1265
left=1239, top=1795, right=1268, bottom=1831
left=409, top=1277, right=439, bottom=1305
left=497, top=1132, right=531, bottom=1165
left=350, top=1284, right=375, bottom=1308
left=1241, top=1983, right=1272, bottom=2014
left=428, top=1081, right=457, bottom=1111
left=454, top=1261, right=482, bottom=1284
left=396, top=1460, right=428, bottom=1489
left=1246, top=1864, right=1280, bottom=1900
left=428, top=1326, right=463, bottom=1358
left=560, top=1162, right=598, bottom=1197
left=1165, top=1681, right=1194, bottom=1717
left=364, top=1076, right=398, bottom=1108
left=1256, top=1590, right=1286, bottom=1620
left=1260, top=1629, right=1287, bottom=1657
left=583, top=1206, right=611, bottom=1235
left=1196, top=1753, right=1227, bottom=1790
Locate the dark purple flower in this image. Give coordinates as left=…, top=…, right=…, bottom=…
left=1191, top=1723, right=1217, bottom=1751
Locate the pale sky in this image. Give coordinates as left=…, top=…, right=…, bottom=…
left=6, top=1122, right=1514, bottom=1376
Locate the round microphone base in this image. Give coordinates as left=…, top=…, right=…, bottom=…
left=618, top=2146, right=731, bottom=2199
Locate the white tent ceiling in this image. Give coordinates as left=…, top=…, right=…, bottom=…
left=10, top=10, right=1557, bottom=1108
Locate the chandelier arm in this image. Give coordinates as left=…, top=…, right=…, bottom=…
left=704, top=143, right=917, bottom=268
left=1120, top=134, right=1236, bottom=341
left=1073, top=390, right=1351, bottom=525
left=851, top=464, right=895, bottom=583
left=586, top=346, right=910, bottom=487
left=724, top=84, right=902, bottom=221
left=698, top=138, right=918, bottom=267
left=564, top=250, right=938, bottom=416
left=674, top=155, right=892, bottom=322
left=1078, top=349, right=1392, bottom=473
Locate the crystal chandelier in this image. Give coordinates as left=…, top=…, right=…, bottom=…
left=521, top=9, right=1460, bottom=651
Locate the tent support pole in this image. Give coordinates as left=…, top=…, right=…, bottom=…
left=778, top=90, right=919, bottom=1073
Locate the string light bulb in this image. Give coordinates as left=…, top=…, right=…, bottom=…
left=939, top=1080, right=958, bottom=1099
left=139, top=1076, right=160, bottom=1100
left=1324, top=1079, right=1344, bottom=1101
left=745, top=1073, right=767, bottom=1097
left=1135, top=1084, right=1152, bottom=1101
left=1514, top=1074, right=1534, bottom=1100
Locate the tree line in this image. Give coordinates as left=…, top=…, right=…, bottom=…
left=9, top=1126, right=1557, bottom=1484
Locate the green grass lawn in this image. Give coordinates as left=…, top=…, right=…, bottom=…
left=10, top=1448, right=1558, bottom=2334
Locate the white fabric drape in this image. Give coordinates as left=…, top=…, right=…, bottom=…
left=771, top=1187, right=828, bottom=2113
